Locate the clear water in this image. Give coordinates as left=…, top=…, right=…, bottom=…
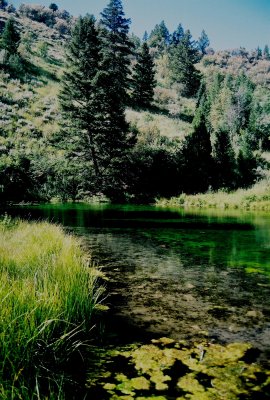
left=3, top=204, right=270, bottom=363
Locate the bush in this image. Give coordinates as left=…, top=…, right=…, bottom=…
left=18, top=4, right=55, bottom=27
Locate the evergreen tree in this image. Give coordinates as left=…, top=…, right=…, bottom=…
left=0, top=0, right=8, bottom=10
left=100, top=0, right=133, bottom=105
left=1, top=18, right=20, bottom=60
left=130, top=32, right=141, bottom=50
left=181, top=114, right=213, bottom=193
left=100, top=0, right=130, bottom=34
left=60, top=15, right=103, bottom=179
left=236, top=148, right=258, bottom=188
left=142, top=31, right=148, bottom=42
left=169, top=30, right=201, bottom=97
left=49, top=3, right=58, bottom=12
left=60, top=13, right=136, bottom=199
left=255, top=46, right=262, bottom=60
left=99, top=0, right=137, bottom=185
left=170, top=23, right=184, bottom=46
left=132, top=42, right=156, bottom=107
left=197, top=29, right=210, bottom=55
left=212, top=129, right=236, bottom=189
left=148, top=20, right=170, bottom=51
left=263, top=44, right=270, bottom=60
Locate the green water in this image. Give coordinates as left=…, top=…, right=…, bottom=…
left=3, top=204, right=270, bottom=398
left=4, top=204, right=270, bottom=347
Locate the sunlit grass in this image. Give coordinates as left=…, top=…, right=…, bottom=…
left=157, top=179, right=270, bottom=211
left=0, top=217, right=102, bottom=399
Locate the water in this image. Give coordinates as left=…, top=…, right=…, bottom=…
left=3, top=204, right=270, bottom=360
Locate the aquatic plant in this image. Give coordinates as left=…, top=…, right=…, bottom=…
left=87, top=338, right=270, bottom=399
left=0, top=218, right=103, bottom=399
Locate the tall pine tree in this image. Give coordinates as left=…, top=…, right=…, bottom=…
left=1, top=18, right=20, bottom=61
left=60, top=15, right=105, bottom=181
left=148, top=20, right=170, bottom=51
left=100, top=0, right=133, bottom=106
left=169, top=30, right=201, bottom=97
left=170, top=23, right=184, bottom=46
left=181, top=113, right=213, bottom=193
left=132, top=42, right=156, bottom=108
left=197, top=29, right=210, bottom=56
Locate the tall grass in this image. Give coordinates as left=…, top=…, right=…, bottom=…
left=0, top=217, right=102, bottom=399
left=157, top=179, right=270, bottom=211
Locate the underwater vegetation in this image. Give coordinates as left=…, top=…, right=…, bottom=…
left=87, top=337, right=270, bottom=399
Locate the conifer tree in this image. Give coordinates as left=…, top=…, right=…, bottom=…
left=212, top=129, right=236, bottom=189
left=148, top=20, right=170, bottom=51
left=0, top=0, right=8, bottom=10
left=169, top=30, right=201, bottom=97
left=181, top=113, right=213, bottom=193
left=1, top=18, right=20, bottom=59
left=132, top=42, right=156, bottom=108
left=60, top=10, right=136, bottom=198
left=197, top=29, right=210, bottom=55
left=263, top=44, right=270, bottom=60
left=100, top=0, right=133, bottom=105
left=97, top=0, right=136, bottom=189
left=49, top=3, right=58, bottom=12
left=142, top=31, right=148, bottom=42
left=60, top=15, right=104, bottom=179
left=170, top=23, right=184, bottom=46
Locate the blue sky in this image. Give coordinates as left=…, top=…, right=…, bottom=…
left=12, top=0, right=270, bottom=50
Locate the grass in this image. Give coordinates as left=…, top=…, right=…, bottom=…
left=0, top=216, right=103, bottom=399
left=157, top=179, right=270, bottom=211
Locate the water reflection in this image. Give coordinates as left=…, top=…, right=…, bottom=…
left=3, top=204, right=270, bottom=359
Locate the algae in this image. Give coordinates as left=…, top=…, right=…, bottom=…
left=87, top=338, right=270, bottom=399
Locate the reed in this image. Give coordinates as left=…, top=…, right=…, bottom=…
left=0, top=216, right=102, bottom=399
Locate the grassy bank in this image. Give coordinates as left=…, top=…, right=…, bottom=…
left=0, top=216, right=102, bottom=399
left=157, top=179, right=270, bottom=211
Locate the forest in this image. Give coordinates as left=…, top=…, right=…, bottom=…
left=0, top=0, right=269, bottom=204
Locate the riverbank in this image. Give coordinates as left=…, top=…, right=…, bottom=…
left=157, top=179, right=270, bottom=211
left=0, top=216, right=102, bottom=399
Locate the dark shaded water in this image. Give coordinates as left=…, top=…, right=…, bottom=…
left=3, top=204, right=270, bottom=364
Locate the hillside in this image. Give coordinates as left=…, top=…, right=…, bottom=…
left=0, top=3, right=270, bottom=203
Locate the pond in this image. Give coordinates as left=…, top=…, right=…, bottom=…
left=3, top=204, right=270, bottom=398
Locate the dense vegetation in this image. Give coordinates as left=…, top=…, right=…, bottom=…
left=0, top=216, right=102, bottom=399
left=0, top=0, right=269, bottom=203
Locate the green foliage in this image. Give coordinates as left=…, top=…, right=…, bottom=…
left=0, top=0, right=8, bottom=10
left=60, top=14, right=103, bottom=180
left=132, top=42, right=156, bottom=107
left=148, top=20, right=170, bottom=52
left=0, top=18, right=20, bottom=60
left=100, top=0, right=134, bottom=106
left=212, top=129, right=237, bottom=189
left=197, top=29, right=210, bottom=56
left=37, top=40, right=49, bottom=58
left=0, top=220, right=101, bottom=398
left=169, top=30, right=201, bottom=97
left=170, top=23, right=184, bottom=46
left=60, top=10, right=136, bottom=200
left=100, top=0, right=130, bottom=35
left=181, top=115, right=213, bottom=193
left=49, top=2, right=58, bottom=12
